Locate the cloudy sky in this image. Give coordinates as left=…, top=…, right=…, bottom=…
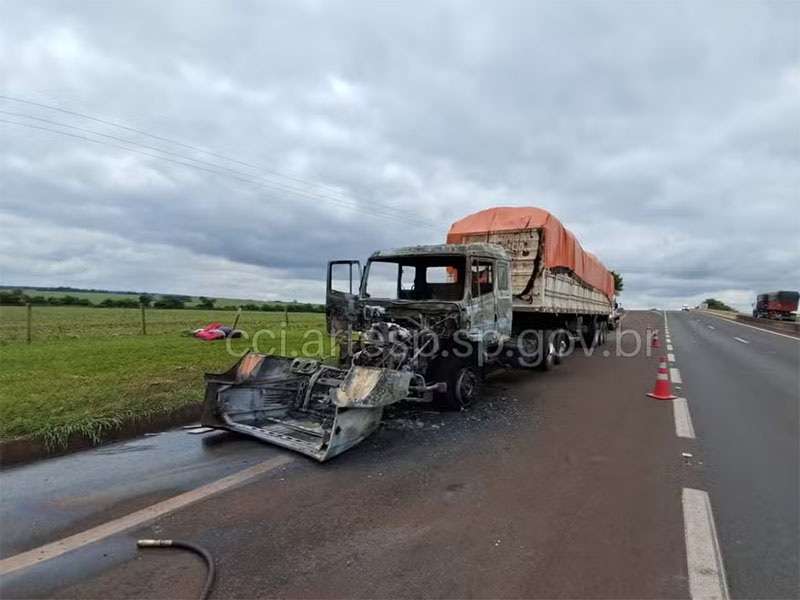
left=1, top=0, right=798, bottom=310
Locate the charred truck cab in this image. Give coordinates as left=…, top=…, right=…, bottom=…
left=327, top=243, right=521, bottom=410
left=202, top=207, right=613, bottom=461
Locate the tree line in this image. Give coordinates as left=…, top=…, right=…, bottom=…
left=0, top=289, right=324, bottom=312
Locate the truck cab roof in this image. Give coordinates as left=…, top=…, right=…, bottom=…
left=368, top=243, right=509, bottom=262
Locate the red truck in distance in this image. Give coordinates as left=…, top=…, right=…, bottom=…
left=752, top=291, right=799, bottom=321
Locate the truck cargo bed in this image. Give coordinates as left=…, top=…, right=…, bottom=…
left=462, top=229, right=611, bottom=315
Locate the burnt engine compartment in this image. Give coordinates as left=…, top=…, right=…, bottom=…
left=351, top=305, right=461, bottom=390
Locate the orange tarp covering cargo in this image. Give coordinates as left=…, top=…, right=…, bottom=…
left=446, top=206, right=615, bottom=300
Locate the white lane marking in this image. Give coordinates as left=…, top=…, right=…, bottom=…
left=670, top=367, right=682, bottom=384
left=0, top=454, right=294, bottom=575
left=683, top=488, right=729, bottom=600
left=707, top=325, right=715, bottom=330
left=700, top=311, right=799, bottom=340
left=734, top=337, right=749, bottom=344
left=668, top=353, right=676, bottom=363
left=667, top=344, right=674, bottom=351
left=673, top=398, right=695, bottom=439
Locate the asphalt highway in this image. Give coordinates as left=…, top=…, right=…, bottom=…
left=1, top=310, right=797, bottom=599
left=667, top=310, right=799, bottom=599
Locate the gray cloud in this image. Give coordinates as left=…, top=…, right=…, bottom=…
left=1, top=0, right=798, bottom=309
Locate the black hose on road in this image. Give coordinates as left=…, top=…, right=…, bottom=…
left=137, top=539, right=216, bottom=600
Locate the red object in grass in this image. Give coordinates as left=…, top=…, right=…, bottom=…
left=194, top=322, right=223, bottom=340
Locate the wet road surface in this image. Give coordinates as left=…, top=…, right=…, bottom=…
left=1, top=430, right=282, bottom=558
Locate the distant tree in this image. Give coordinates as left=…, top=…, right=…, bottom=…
left=139, top=294, right=152, bottom=307
left=240, top=303, right=261, bottom=312
left=704, top=298, right=736, bottom=312
left=100, top=298, right=139, bottom=308
left=197, top=296, right=216, bottom=309
left=0, top=290, right=27, bottom=305
left=153, top=295, right=185, bottom=309
left=61, top=295, right=91, bottom=306
left=611, top=271, right=624, bottom=293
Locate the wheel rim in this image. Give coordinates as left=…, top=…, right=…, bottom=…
left=455, top=368, right=478, bottom=406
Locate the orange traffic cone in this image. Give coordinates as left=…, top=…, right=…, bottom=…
left=651, top=329, right=661, bottom=348
left=647, top=356, right=676, bottom=400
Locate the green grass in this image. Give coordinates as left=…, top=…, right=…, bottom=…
left=0, top=306, right=334, bottom=446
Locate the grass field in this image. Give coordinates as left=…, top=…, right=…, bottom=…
left=0, top=306, right=333, bottom=446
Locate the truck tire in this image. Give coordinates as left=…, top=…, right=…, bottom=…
left=582, top=319, right=598, bottom=348
left=553, top=331, right=569, bottom=365
left=538, top=336, right=556, bottom=371
left=434, top=358, right=483, bottom=410
left=597, top=322, right=607, bottom=346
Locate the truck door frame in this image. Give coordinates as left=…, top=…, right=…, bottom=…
left=326, top=260, right=362, bottom=336
left=467, top=256, right=498, bottom=341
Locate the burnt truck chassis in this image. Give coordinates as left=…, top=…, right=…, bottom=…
left=200, top=300, right=555, bottom=462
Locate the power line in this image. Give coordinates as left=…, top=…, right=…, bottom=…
left=0, top=94, right=437, bottom=227
left=0, top=118, right=439, bottom=230
left=0, top=108, right=436, bottom=228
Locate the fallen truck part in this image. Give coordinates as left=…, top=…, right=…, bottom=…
left=201, top=353, right=412, bottom=461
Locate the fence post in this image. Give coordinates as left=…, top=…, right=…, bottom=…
left=284, top=304, right=289, bottom=326
left=140, top=304, right=147, bottom=335
left=26, top=303, right=32, bottom=343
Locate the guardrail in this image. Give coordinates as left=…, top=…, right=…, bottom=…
left=696, top=309, right=800, bottom=337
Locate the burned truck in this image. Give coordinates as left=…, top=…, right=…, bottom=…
left=202, top=207, right=615, bottom=461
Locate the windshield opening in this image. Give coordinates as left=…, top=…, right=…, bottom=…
left=364, top=256, right=466, bottom=301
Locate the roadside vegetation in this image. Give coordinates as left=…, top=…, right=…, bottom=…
left=0, top=306, right=333, bottom=447
left=703, top=298, right=737, bottom=312
left=611, top=270, right=623, bottom=293
left=0, top=288, right=325, bottom=313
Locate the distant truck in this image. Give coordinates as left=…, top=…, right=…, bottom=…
left=202, top=207, right=615, bottom=461
left=752, top=291, right=799, bottom=321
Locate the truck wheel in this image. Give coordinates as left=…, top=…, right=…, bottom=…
left=453, top=366, right=481, bottom=408
left=435, top=359, right=483, bottom=410
left=553, top=331, right=569, bottom=365
left=598, top=323, right=607, bottom=346
left=581, top=321, right=598, bottom=348
left=538, top=339, right=556, bottom=371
